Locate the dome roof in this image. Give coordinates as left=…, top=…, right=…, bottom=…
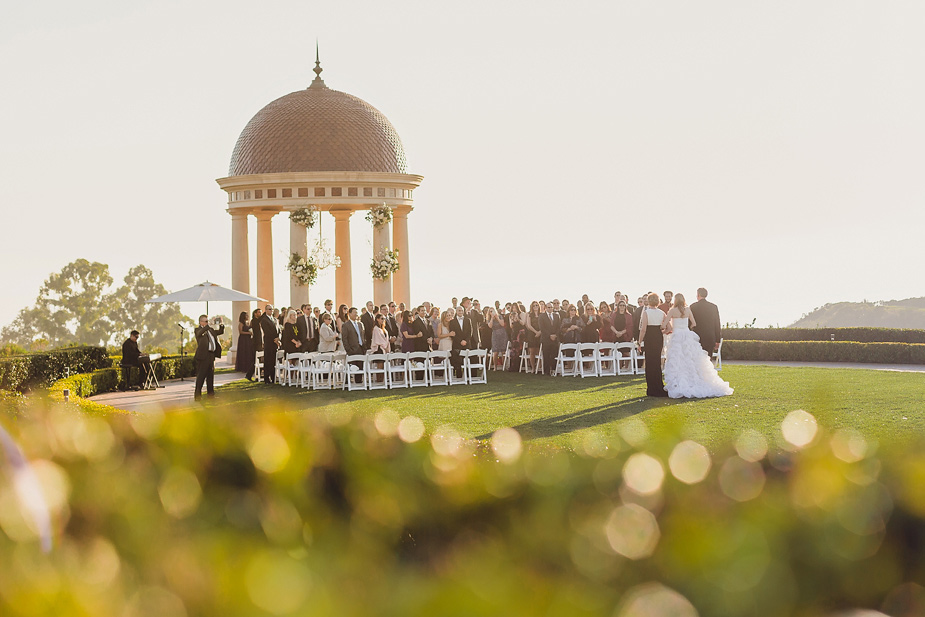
left=228, top=71, right=408, bottom=176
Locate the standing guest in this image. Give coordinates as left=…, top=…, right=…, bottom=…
left=361, top=301, right=376, bottom=348
left=507, top=302, right=524, bottom=344
left=449, top=303, right=473, bottom=377
left=413, top=306, right=434, bottom=352
left=381, top=303, right=399, bottom=351
left=539, top=300, right=561, bottom=375
left=633, top=296, right=646, bottom=341
left=272, top=307, right=280, bottom=322
left=658, top=291, right=674, bottom=314
left=399, top=310, right=417, bottom=353
left=582, top=303, right=601, bottom=343
left=318, top=312, right=339, bottom=352
left=524, top=301, right=542, bottom=372
left=637, top=293, right=669, bottom=397
left=250, top=308, right=263, bottom=382
left=121, top=330, right=152, bottom=389
left=234, top=311, right=255, bottom=379
left=559, top=306, right=582, bottom=344
left=297, top=304, right=317, bottom=353
left=436, top=308, right=456, bottom=351
left=370, top=314, right=391, bottom=354
left=477, top=303, right=492, bottom=350
left=429, top=307, right=441, bottom=343
left=487, top=307, right=508, bottom=369
left=282, top=310, right=302, bottom=362
left=552, top=299, right=565, bottom=320
left=613, top=300, right=635, bottom=342
left=689, top=287, right=723, bottom=359
left=599, top=303, right=617, bottom=343
left=194, top=315, right=224, bottom=400
left=342, top=307, right=367, bottom=356
left=313, top=306, right=322, bottom=323
left=398, top=302, right=406, bottom=312
left=324, top=299, right=334, bottom=315
left=260, top=304, right=280, bottom=384
left=451, top=297, right=458, bottom=310
left=461, top=297, right=481, bottom=350
left=336, top=304, right=349, bottom=334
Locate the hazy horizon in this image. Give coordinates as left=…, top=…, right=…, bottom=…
left=3, top=1, right=923, bottom=335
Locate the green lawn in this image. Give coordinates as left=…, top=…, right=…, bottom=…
left=209, top=365, right=925, bottom=449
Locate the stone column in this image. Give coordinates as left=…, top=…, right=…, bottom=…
left=372, top=219, right=392, bottom=305
left=230, top=210, right=251, bottom=362
left=331, top=209, right=353, bottom=307
left=289, top=216, right=309, bottom=309
left=255, top=210, right=276, bottom=306
left=392, top=206, right=412, bottom=306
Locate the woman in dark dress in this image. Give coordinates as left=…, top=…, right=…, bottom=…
left=234, top=311, right=255, bottom=379
left=524, top=301, right=542, bottom=371
left=282, top=310, right=302, bottom=357
left=614, top=301, right=635, bottom=342
left=399, top=310, right=417, bottom=353
left=559, top=306, right=582, bottom=344
left=598, top=302, right=617, bottom=343
left=581, top=303, right=601, bottom=343
left=637, top=293, right=669, bottom=397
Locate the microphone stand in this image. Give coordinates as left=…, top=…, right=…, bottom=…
left=177, top=323, right=186, bottom=381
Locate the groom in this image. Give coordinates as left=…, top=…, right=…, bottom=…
left=690, top=287, right=722, bottom=359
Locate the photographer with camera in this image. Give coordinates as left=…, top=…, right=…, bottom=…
left=194, top=314, right=224, bottom=400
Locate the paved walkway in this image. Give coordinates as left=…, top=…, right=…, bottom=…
left=92, top=358, right=925, bottom=413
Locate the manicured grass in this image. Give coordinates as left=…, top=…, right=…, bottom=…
left=211, top=366, right=925, bottom=449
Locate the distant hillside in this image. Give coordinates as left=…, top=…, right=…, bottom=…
left=790, top=297, right=925, bottom=329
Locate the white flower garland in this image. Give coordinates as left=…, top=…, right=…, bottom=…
left=370, top=248, right=399, bottom=281
left=287, top=253, right=319, bottom=286
left=365, top=203, right=392, bottom=228
left=289, top=206, right=318, bottom=229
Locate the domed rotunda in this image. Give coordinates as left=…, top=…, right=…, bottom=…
left=217, top=53, right=422, bottom=329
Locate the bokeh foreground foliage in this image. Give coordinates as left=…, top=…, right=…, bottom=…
left=2, top=400, right=925, bottom=617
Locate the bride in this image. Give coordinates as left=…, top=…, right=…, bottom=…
left=662, top=293, right=733, bottom=399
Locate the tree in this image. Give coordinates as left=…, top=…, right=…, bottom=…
left=109, top=265, right=185, bottom=351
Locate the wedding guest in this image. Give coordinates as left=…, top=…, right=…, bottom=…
left=429, top=306, right=441, bottom=343
left=478, top=304, right=492, bottom=350
left=260, top=305, right=280, bottom=384
left=250, top=308, right=263, bottom=372
left=638, top=293, right=669, bottom=397
left=582, top=303, right=601, bottom=343
left=539, top=300, right=561, bottom=375
left=398, top=302, right=406, bottom=312
left=272, top=308, right=280, bottom=321
left=361, top=301, right=376, bottom=348
left=449, top=303, right=473, bottom=377
left=658, top=291, right=674, bottom=314
left=282, top=310, right=302, bottom=360
left=613, top=300, right=635, bottom=342
left=194, top=314, right=224, bottom=400
left=633, top=296, right=646, bottom=341
left=370, top=314, right=391, bottom=354
left=324, top=299, right=334, bottom=315
left=313, top=306, right=322, bottom=323
left=400, top=310, right=417, bottom=353
left=297, top=303, right=317, bottom=353
left=599, top=303, right=617, bottom=343
left=689, top=287, right=722, bottom=359
left=342, top=307, right=366, bottom=356
left=318, top=312, right=339, bottom=352
left=382, top=303, right=399, bottom=350
left=336, top=304, right=349, bottom=334
left=234, top=311, right=255, bottom=379
left=436, top=308, right=455, bottom=351
left=451, top=297, right=458, bottom=310
left=121, top=330, right=152, bottom=389
left=461, top=297, right=481, bottom=350
left=552, top=299, right=565, bottom=320
left=487, top=307, right=508, bottom=369
left=412, top=306, right=433, bottom=352
left=507, top=303, right=525, bottom=345
left=559, top=306, right=582, bottom=344
left=524, top=301, right=542, bottom=372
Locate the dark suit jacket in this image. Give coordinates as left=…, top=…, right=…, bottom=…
left=412, top=316, right=431, bottom=352
left=468, top=309, right=483, bottom=348
left=384, top=314, right=399, bottom=340
left=260, top=315, right=280, bottom=354
left=690, top=300, right=722, bottom=352
left=539, top=312, right=561, bottom=344
left=194, top=324, right=224, bottom=360
left=297, top=314, right=317, bottom=352
left=121, top=338, right=141, bottom=365
left=251, top=318, right=263, bottom=352
left=342, top=319, right=366, bottom=356
left=361, top=312, right=375, bottom=348
left=449, top=316, right=472, bottom=351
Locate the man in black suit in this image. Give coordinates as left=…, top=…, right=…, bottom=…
left=381, top=303, right=399, bottom=351
left=259, top=304, right=280, bottom=384
left=539, top=301, right=561, bottom=375
left=460, top=297, right=481, bottom=350
left=121, top=330, right=152, bottom=389
left=342, top=307, right=366, bottom=356
left=690, top=287, right=722, bottom=359
left=412, top=305, right=433, bottom=352
left=449, top=305, right=472, bottom=377
left=361, top=301, right=376, bottom=349
left=297, top=304, right=318, bottom=353
left=194, top=315, right=224, bottom=400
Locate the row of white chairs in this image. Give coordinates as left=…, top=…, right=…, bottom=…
left=265, top=349, right=489, bottom=390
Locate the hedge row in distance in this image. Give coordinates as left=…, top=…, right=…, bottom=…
left=723, top=340, right=925, bottom=364
left=0, top=346, right=112, bottom=392
left=723, top=327, right=925, bottom=344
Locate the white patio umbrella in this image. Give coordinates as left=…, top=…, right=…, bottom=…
left=146, top=281, right=266, bottom=315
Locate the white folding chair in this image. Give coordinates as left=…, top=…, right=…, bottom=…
left=578, top=343, right=599, bottom=378
left=553, top=343, right=579, bottom=377
left=407, top=352, right=429, bottom=387
left=254, top=351, right=263, bottom=381
left=344, top=355, right=368, bottom=391
left=449, top=350, right=469, bottom=385
left=534, top=343, right=544, bottom=375
left=501, top=341, right=512, bottom=372
left=386, top=353, right=409, bottom=388
left=330, top=352, right=347, bottom=389
left=276, top=350, right=287, bottom=385
left=426, top=351, right=450, bottom=386
left=632, top=343, right=646, bottom=375
left=366, top=353, right=389, bottom=390
left=285, top=353, right=307, bottom=386
left=714, top=338, right=723, bottom=370
left=466, top=349, right=488, bottom=385
left=310, top=353, right=334, bottom=390
left=597, top=343, right=617, bottom=377
left=615, top=343, right=636, bottom=376
left=518, top=342, right=531, bottom=373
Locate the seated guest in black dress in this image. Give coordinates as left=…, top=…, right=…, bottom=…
left=234, top=311, right=255, bottom=379
left=121, top=330, right=152, bottom=389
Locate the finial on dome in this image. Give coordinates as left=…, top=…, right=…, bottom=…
left=310, top=40, right=325, bottom=88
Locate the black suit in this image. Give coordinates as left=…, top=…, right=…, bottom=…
left=194, top=323, right=224, bottom=398
left=690, top=299, right=722, bottom=358
left=539, top=312, right=561, bottom=375
left=468, top=308, right=483, bottom=349
left=342, top=319, right=366, bottom=356
left=121, top=337, right=151, bottom=387
left=297, top=314, right=318, bottom=352
left=361, top=312, right=375, bottom=348
left=412, top=316, right=431, bottom=352
left=449, top=316, right=472, bottom=376
left=260, top=314, right=280, bottom=384
left=384, top=314, right=399, bottom=350
left=251, top=318, right=263, bottom=352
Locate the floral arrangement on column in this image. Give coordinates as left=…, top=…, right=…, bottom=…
left=286, top=253, right=319, bottom=286
left=289, top=205, right=318, bottom=229
left=365, top=203, right=392, bottom=228
left=370, top=248, right=399, bottom=281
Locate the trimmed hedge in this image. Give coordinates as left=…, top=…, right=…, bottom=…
left=48, top=354, right=198, bottom=398
left=723, top=327, right=925, bottom=343
left=0, top=346, right=112, bottom=392
left=724, top=340, right=925, bottom=364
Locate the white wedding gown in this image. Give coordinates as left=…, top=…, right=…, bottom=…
left=664, top=317, right=733, bottom=399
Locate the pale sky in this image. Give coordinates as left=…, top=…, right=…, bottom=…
left=2, top=1, right=923, bottom=330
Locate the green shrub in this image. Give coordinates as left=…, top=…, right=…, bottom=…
left=48, top=355, right=198, bottom=399
left=723, top=327, right=925, bottom=343
left=724, top=340, right=925, bottom=364
left=0, top=346, right=111, bottom=392
left=0, top=404, right=924, bottom=616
